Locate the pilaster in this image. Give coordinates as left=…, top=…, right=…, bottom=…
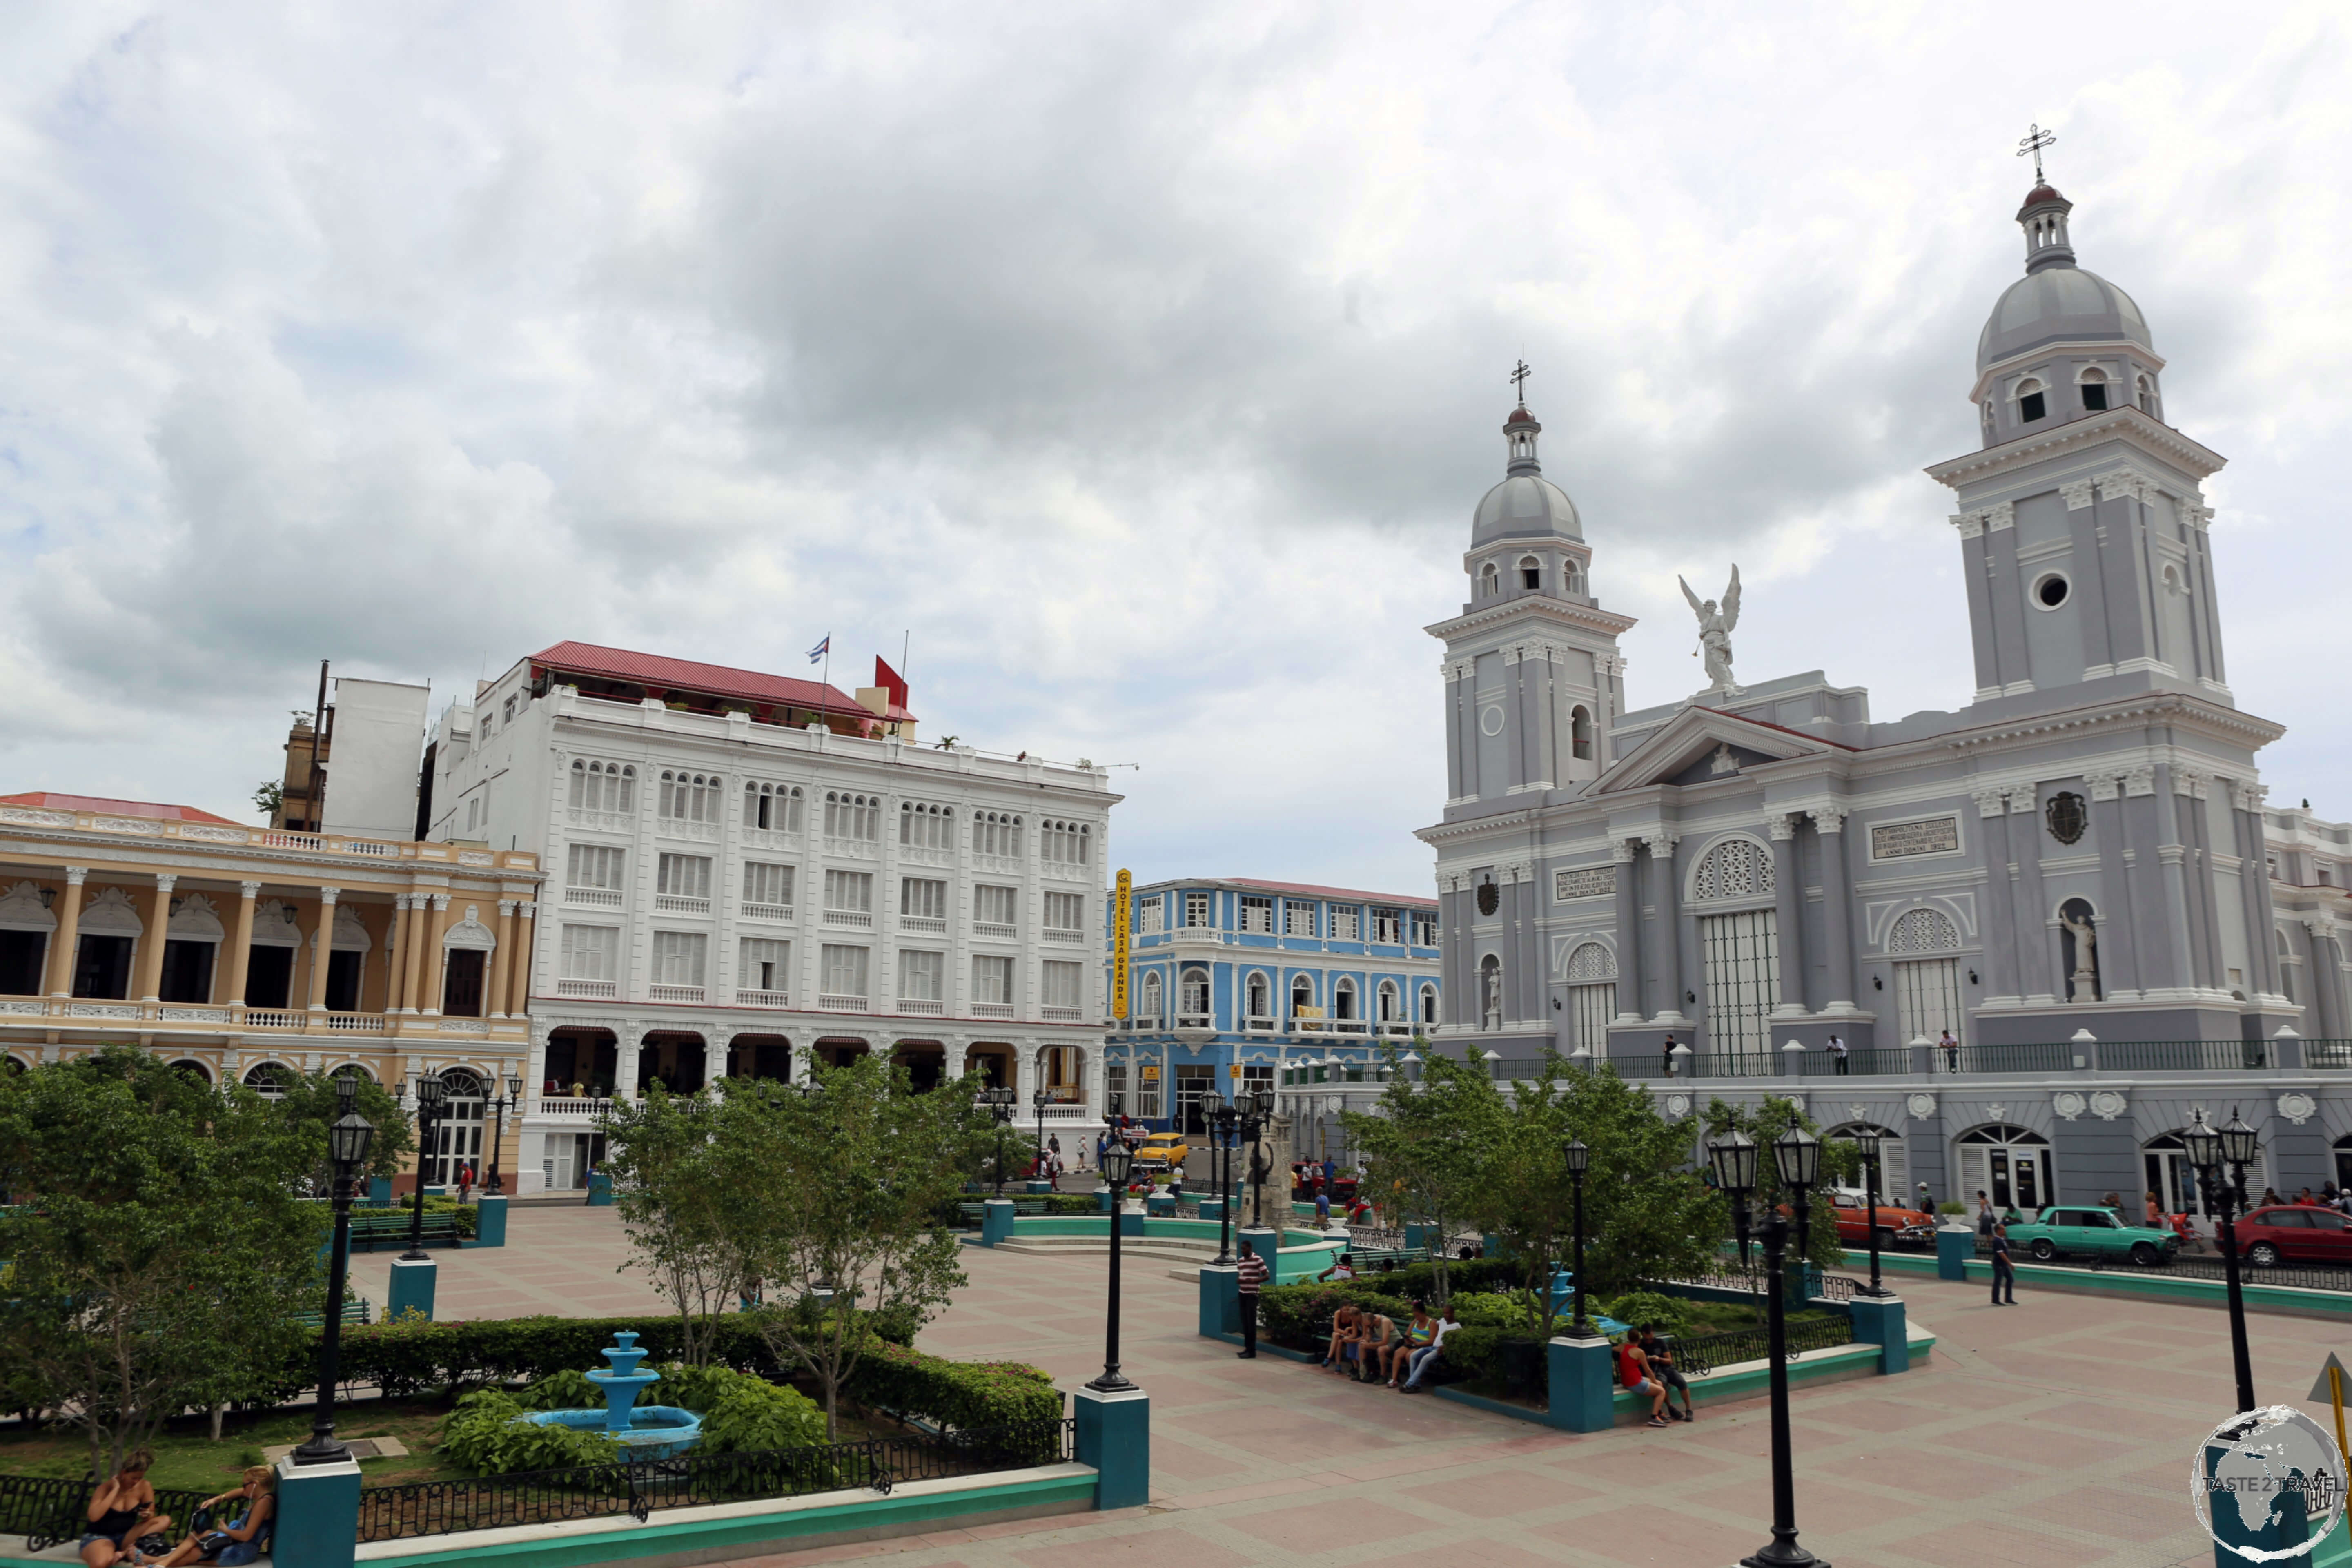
left=1812, top=811, right=1856, bottom=1011
left=2010, top=790, right=2054, bottom=1003
left=1768, top=816, right=1806, bottom=1016
left=136, top=873, right=176, bottom=1006
left=1610, top=841, right=1643, bottom=1023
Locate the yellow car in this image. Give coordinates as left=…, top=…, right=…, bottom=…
left=1131, top=1132, right=1190, bottom=1172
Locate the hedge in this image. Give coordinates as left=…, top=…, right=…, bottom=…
left=300, top=1311, right=1056, bottom=1432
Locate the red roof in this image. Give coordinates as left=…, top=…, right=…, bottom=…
left=530, top=641, right=912, bottom=723
left=1504, top=405, right=1539, bottom=427
left=0, top=791, right=242, bottom=825
left=2019, top=183, right=2067, bottom=208
left=1225, top=877, right=1438, bottom=909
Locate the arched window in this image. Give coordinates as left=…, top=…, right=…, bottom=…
left=1980, top=400, right=1994, bottom=441
left=1570, top=705, right=1594, bottom=761
left=974, top=811, right=1023, bottom=858
left=2078, top=365, right=2109, bottom=412
left=1886, top=908, right=1962, bottom=954
left=900, top=800, right=953, bottom=849
left=243, top=1062, right=290, bottom=1100
left=1419, top=984, right=1438, bottom=1025
left=1246, top=972, right=1270, bottom=1020
left=1691, top=837, right=1774, bottom=903
left=570, top=760, right=636, bottom=814
left=2137, top=374, right=2160, bottom=416
left=1179, top=967, right=1209, bottom=1018
left=1040, top=819, right=1091, bottom=866
left=1519, top=556, right=1542, bottom=591
left=2015, top=377, right=2048, bottom=424
left=824, top=792, right=881, bottom=842
left=748, top=782, right=805, bottom=832
left=1564, top=941, right=1616, bottom=1055
left=1824, top=1121, right=1910, bottom=1208
left=1333, top=978, right=1358, bottom=1020
left=1291, top=975, right=1314, bottom=1016
left=1479, top=562, right=1500, bottom=598
left=1479, top=954, right=1501, bottom=1029
left=1377, top=980, right=1400, bottom=1022
left=659, top=770, right=720, bottom=823
left=170, top=1058, right=214, bottom=1084
left=1957, top=1123, right=2053, bottom=1214
left=1139, top=970, right=1162, bottom=1022
left=1563, top=558, right=1584, bottom=594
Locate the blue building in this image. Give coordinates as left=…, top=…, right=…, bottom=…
left=1103, top=877, right=1441, bottom=1134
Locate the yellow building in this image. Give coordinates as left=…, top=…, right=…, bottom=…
left=0, top=791, right=540, bottom=1191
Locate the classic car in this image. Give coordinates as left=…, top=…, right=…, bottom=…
left=2001, top=1205, right=2179, bottom=1265
left=1827, top=1190, right=1936, bottom=1250
left=1130, top=1131, right=1190, bottom=1173
left=2232, top=1205, right=2352, bottom=1267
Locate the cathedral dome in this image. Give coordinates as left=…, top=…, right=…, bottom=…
left=1975, top=182, right=2153, bottom=373
left=1472, top=406, right=1582, bottom=544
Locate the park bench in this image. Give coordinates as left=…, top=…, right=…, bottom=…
left=345, top=1209, right=462, bottom=1251
left=291, top=1294, right=374, bottom=1328
left=953, top=1199, right=1048, bottom=1227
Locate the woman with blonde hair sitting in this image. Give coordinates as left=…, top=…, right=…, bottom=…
left=150, top=1466, right=273, bottom=1566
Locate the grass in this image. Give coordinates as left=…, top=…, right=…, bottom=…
left=0, top=1396, right=926, bottom=1492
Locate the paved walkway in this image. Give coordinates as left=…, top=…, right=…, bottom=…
left=368, top=1207, right=2349, bottom=1566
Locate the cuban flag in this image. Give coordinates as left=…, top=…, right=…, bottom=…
left=806, top=635, right=829, bottom=664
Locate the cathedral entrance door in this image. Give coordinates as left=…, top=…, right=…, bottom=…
left=1894, top=957, right=1964, bottom=1051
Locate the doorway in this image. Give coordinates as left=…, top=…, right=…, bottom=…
left=1957, top=1123, right=2052, bottom=1214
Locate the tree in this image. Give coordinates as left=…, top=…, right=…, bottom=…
left=1468, top=1055, right=1728, bottom=1331
left=1698, top=1094, right=1860, bottom=1278
left=730, top=1057, right=993, bottom=1437
left=1341, top=1049, right=1499, bottom=1305
left=0, top=1047, right=328, bottom=1476
left=598, top=1085, right=757, bottom=1369
left=276, top=1066, right=416, bottom=1189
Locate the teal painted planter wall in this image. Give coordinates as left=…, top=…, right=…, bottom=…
left=470, top=1195, right=508, bottom=1248
left=1849, top=1245, right=2352, bottom=1321
left=386, top=1257, right=437, bottom=1321
left=275, top=1453, right=362, bottom=1568
left=1074, top=1386, right=1149, bottom=1511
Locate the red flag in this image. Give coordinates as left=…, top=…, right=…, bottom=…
left=874, top=656, right=908, bottom=708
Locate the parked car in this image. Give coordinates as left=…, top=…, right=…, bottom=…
left=2002, top=1205, right=2179, bottom=1265
left=1290, top=1162, right=1359, bottom=1202
left=1131, top=1132, right=1189, bottom=1173
left=2233, top=1205, right=2352, bottom=1267
left=1827, top=1190, right=1936, bottom=1250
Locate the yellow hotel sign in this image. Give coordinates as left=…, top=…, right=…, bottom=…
left=1111, top=867, right=1132, bottom=1019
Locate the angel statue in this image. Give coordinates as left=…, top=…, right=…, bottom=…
left=1678, top=564, right=1742, bottom=693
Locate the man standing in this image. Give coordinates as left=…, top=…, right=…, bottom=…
left=1989, top=1221, right=2017, bottom=1305
left=1662, top=1034, right=1679, bottom=1078
left=1827, top=1034, right=1849, bottom=1075
left=1938, top=1029, right=1959, bottom=1072
left=1235, top=1239, right=1269, bottom=1358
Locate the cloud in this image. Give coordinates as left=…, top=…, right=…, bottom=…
left=2, top=2, right=2350, bottom=889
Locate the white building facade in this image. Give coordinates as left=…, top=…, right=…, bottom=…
left=430, top=641, right=1119, bottom=1192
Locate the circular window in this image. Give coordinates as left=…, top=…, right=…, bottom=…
left=2032, top=572, right=2070, bottom=610
left=1479, top=706, right=1506, bottom=737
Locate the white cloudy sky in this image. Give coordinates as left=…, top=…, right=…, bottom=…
left=3, top=4, right=2349, bottom=893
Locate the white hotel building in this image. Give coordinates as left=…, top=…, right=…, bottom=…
left=428, top=641, right=1120, bottom=1192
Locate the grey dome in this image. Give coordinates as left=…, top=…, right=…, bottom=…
left=1473, top=473, right=1581, bottom=546
left=1977, top=265, right=2152, bottom=373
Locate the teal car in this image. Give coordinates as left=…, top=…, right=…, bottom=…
left=2005, top=1205, right=2179, bottom=1266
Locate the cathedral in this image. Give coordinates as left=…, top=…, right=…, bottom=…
left=1417, top=177, right=2352, bottom=1212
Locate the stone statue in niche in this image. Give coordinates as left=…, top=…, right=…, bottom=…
left=1679, top=564, right=1742, bottom=694
left=2059, top=898, right=2101, bottom=1002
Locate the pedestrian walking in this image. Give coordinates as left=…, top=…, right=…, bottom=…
left=1827, top=1034, right=1849, bottom=1075
left=1235, top=1239, right=1269, bottom=1358
left=455, top=1163, right=473, bottom=1205
left=1976, top=1190, right=1995, bottom=1235
left=1916, top=1181, right=1933, bottom=1216
left=1989, top=1222, right=2017, bottom=1304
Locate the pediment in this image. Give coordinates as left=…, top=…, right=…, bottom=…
left=1594, top=706, right=1842, bottom=794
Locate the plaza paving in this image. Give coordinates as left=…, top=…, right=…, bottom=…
left=356, top=1208, right=2352, bottom=1567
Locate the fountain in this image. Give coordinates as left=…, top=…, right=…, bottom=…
left=521, top=1331, right=704, bottom=1458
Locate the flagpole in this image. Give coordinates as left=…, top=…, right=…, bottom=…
left=822, top=639, right=831, bottom=728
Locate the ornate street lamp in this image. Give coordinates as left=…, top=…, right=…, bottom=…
left=400, top=1071, right=447, bottom=1262
left=2185, top=1108, right=2259, bottom=1412
left=1203, top=1089, right=1234, bottom=1265
left=1091, top=1138, right=1138, bottom=1392
left=1562, top=1136, right=1595, bottom=1337
left=1239, top=1090, right=1271, bottom=1230
left=1849, top=1125, right=1888, bottom=1298
left=1032, top=1086, right=1052, bottom=1187
left=1709, top=1125, right=1825, bottom=1568
left=484, top=1074, right=522, bottom=1196
left=985, top=1085, right=1018, bottom=1197
left=292, top=1076, right=376, bottom=1465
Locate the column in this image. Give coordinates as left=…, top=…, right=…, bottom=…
left=306, top=889, right=340, bottom=1012
left=1973, top=791, right=2020, bottom=1002
left=2010, top=792, right=2052, bottom=1001
left=136, top=874, right=177, bottom=1005
left=2180, top=774, right=2227, bottom=988
left=2235, top=784, right=2284, bottom=999
left=2088, top=775, right=2140, bottom=998
left=2303, top=920, right=2343, bottom=1041
left=225, top=881, right=260, bottom=1012
left=489, top=901, right=517, bottom=1019
left=1768, top=816, right=1806, bottom=1016
left=384, top=896, right=412, bottom=1012
left=1951, top=513, right=2002, bottom=698
left=508, top=901, right=537, bottom=1017
left=1649, top=834, right=1685, bottom=1022
left=2156, top=766, right=2204, bottom=991
left=45, top=867, right=86, bottom=999
left=1610, top=841, right=1642, bottom=1024
left=420, top=895, right=452, bottom=1015
left=1812, top=811, right=1856, bottom=1011
left=613, top=1022, right=643, bottom=1099
left=1503, top=646, right=1528, bottom=793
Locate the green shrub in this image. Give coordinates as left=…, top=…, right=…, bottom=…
left=843, top=1339, right=1060, bottom=1431
left=696, top=1374, right=826, bottom=1454
left=438, top=1390, right=620, bottom=1474
left=512, top=1367, right=603, bottom=1410
left=1601, top=1291, right=1694, bottom=1336
left=1441, top=1292, right=1526, bottom=1327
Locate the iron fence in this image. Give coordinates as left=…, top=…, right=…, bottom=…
left=1670, top=1264, right=1858, bottom=1301
left=2094, top=1039, right=2270, bottom=1072
left=0, top=1474, right=212, bottom=1553
left=1971, top=1236, right=2352, bottom=1294
left=355, top=1418, right=1075, bottom=1543
left=1665, top=1315, right=1855, bottom=1377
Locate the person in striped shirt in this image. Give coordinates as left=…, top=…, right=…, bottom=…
left=1235, top=1240, right=1270, bottom=1358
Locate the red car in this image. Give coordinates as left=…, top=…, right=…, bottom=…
left=1828, top=1190, right=1936, bottom=1250
left=2234, top=1205, right=2352, bottom=1267
left=1290, top=1163, right=1359, bottom=1203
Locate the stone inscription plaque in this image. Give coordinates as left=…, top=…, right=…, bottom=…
left=1870, top=816, right=1960, bottom=861
left=1554, top=866, right=1616, bottom=901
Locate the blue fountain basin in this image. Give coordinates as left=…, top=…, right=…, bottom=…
left=522, top=1405, right=704, bottom=1459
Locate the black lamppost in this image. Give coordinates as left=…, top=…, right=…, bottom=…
left=1710, top=1125, right=1828, bottom=1568
left=484, top=1074, right=521, bottom=1196
left=985, top=1085, right=1017, bottom=1197
left=1563, top=1136, right=1594, bottom=1336
left=1244, top=1092, right=1272, bottom=1232
left=292, top=1077, right=376, bottom=1465
left=2183, top=1107, right=2260, bottom=1412
left=1203, top=1089, right=1234, bottom=1264
left=1850, top=1125, right=1888, bottom=1298
left=400, top=1071, right=446, bottom=1261
left=1090, top=1138, right=1137, bottom=1392
left=1032, top=1087, right=1051, bottom=1187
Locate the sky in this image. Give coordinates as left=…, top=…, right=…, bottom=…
left=3, top=4, right=2350, bottom=895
